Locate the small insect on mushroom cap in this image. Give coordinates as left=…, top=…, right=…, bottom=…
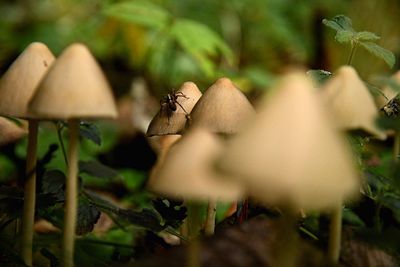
left=146, top=82, right=202, bottom=137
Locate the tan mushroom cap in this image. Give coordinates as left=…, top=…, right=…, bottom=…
left=189, top=77, right=255, bottom=134
left=0, top=42, right=55, bottom=119
left=148, top=128, right=244, bottom=202
left=28, top=43, right=117, bottom=120
left=218, top=72, right=359, bottom=211
left=146, top=82, right=202, bottom=137
left=320, top=66, right=386, bottom=140
left=0, top=117, right=28, bottom=146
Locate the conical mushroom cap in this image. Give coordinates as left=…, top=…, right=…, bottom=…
left=0, top=117, right=28, bottom=146
left=148, top=128, right=244, bottom=201
left=0, top=42, right=55, bottom=119
left=189, top=78, right=255, bottom=134
left=218, top=72, right=359, bottom=211
left=146, top=82, right=202, bottom=137
left=320, top=66, right=385, bottom=140
left=28, top=43, right=117, bottom=119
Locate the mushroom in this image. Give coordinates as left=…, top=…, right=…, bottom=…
left=28, top=43, right=117, bottom=267
left=0, top=117, right=28, bottom=146
left=186, top=77, right=255, bottom=234
left=188, top=77, right=255, bottom=135
left=146, top=82, right=202, bottom=137
left=320, top=65, right=386, bottom=140
left=0, top=42, right=55, bottom=266
left=149, top=128, right=243, bottom=237
left=217, top=72, right=359, bottom=266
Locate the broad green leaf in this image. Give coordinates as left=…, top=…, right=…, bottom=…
left=335, top=30, right=354, bottom=43
left=356, top=31, right=380, bottom=41
left=342, top=208, right=365, bottom=227
left=76, top=198, right=101, bottom=235
left=359, top=41, right=396, bottom=68
left=170, top=18, right=233, bottom=77
left=307, top=69, right=332, bottom=86
left=79, top=122, right=101, bottom=146
left=322, top=15, right=354, bottom=32
left=103, top=0, right=171, bottom=31
left=79, top=160, right=120, bottom=180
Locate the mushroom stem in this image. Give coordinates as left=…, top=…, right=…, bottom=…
left=187, top=202, right=202, bottom=240
left=393, top=133, right=400, bottom=162
left=187, top=238, right=200, bottom=267
left=63, top=119, right=80, bottom=267
left=275, top=209, right=298, bottom=267
left=204, top=199, right=217, bottom=235
left=328, top=204, right=342, bottom=265
left=20, top=119, right=38, bottom=266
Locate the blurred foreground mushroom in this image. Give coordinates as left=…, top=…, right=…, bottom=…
left=0, top=42, right=55, bottom=266
left=0, top=117, right=28, bottom=146
left=149, top=128, right=243, bottom=238
left=320, top=65, right=386, bottom=140
left=28, top=43, right=117, bottom=267
left=218, top=72, right=360, bottom=266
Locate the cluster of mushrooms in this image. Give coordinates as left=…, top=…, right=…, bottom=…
left=146, top=66, right=389, bottom=266
left=0, top=42, right=117, bottom=267
left=0, top=41, right=395, bottom=267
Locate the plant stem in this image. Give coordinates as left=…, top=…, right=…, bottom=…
left=347, top=41, right=358, bottom=65
left=393, top=132, right=400, bottom=162
left=56, top=122, right=68, bottom=166
left=204, top=199, right=217, bottom=235
left=187, top=202, right=202, bottom=240
left=62, top=119, right=79, bottom=267
left=20, top=119, right=38, bottom=266
left=328, top=204, right=342, bottom=265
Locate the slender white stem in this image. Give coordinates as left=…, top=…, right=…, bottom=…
left=328, top=204, right=342, bottom=264
left=62, top=119, right=79, bottom=267
left=204, top=199, right=217, bottom=235
left=20, top=119, right=38, bottom=266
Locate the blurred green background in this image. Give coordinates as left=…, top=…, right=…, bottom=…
left=1, top=0, right=399, bottom=97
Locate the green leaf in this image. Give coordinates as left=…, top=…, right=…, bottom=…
left=41, top=170, right=65, bottom=195
left=306, top=69, right=332, bottom=85
left=103, top=0, right=171, bottom=31
left=76, top=198, right=101, bottom=235
left=322, top=15, right=354, bottom=32
left=359, top=41, right=396, bottom=68
left=79, top=122, right=101, bottom=146
left=335, top=30, right=354, bottom=43
left=170, top=18, right=233, bottom=77
left=356, top=31, right=380, bottom=41
left=342, top=208, right=365, bottom=227
left=79, top=160, right=120, bottom=180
